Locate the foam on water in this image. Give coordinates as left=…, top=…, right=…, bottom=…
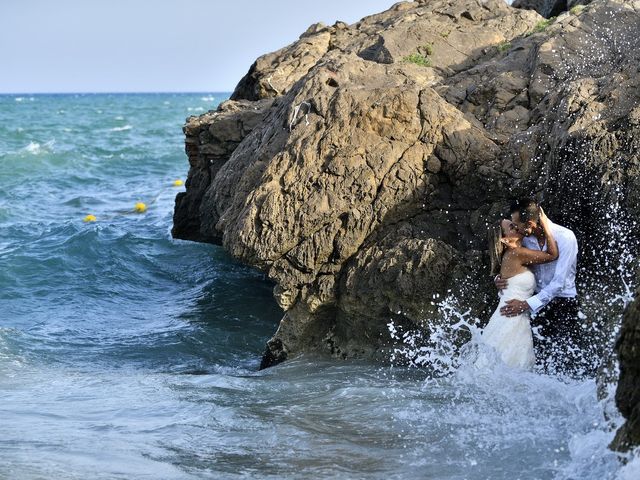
left=110, top=124, right=133, bottom=131
left=617, top=453, right=640, bottom=479
left=22, top=139, right=56, bottom=155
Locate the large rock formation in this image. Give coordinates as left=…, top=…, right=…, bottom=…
left=173, top=0, right=640, bottom=446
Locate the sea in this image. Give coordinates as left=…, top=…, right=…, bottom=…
left=0, top=93, right=638, bottom=479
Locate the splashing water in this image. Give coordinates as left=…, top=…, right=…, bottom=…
left=386, top=263, right=639, bottom=479
left=387, top=307, right=639, bottom=478
left=390, top=164, right=639, bottom=462
left=388, top=299, right=480, bottom=377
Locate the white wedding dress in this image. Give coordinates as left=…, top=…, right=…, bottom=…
left=480, top=270, right=536, bottom=369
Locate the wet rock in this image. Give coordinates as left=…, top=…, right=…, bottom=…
left=611, top=283, right=640, bottom=452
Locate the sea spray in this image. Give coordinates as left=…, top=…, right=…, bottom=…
left=383, top=204, right=640, bottom=476
left=387, top=292, right=484, bottom=377
left=385, top=293, right=640, bottom=479
left=387, top=186, right=638, bottom=381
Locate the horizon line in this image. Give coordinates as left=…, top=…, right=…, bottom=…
left=0, top=90, right=234, bottom=96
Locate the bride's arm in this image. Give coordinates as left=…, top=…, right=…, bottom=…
left=515, top=208, right=559, bottom=265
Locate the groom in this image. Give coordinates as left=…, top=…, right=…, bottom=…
left=495, top=197, right=581, bottom=373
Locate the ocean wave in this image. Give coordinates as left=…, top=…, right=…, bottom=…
left=187, top=107, right=204, bottom=112
left=110, top=125, right=133, bottom=132
left=0, top=327, right=28, bottom=371
left=0, top=239, right=19, bottom=256
left=22, top=140, right=56, bottom=155
left=200, top=96, right=215, bottom=102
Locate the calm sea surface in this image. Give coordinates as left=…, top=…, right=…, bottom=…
left=0, top=93, right=637, bottom=479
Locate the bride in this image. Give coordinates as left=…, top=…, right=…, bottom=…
left=480, top=208, right=558, bottom=369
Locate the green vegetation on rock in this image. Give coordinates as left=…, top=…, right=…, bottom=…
left=527, top=16, right=556, bottom=36
left=421, top=43, right=434, bottom=56
left=403, top=52, right=432, bottom=67
left=497, top=41, right=512, bottom=53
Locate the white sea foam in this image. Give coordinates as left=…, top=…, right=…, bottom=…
left=114, top=116, right=124, bottom=120
left=200, top=95, right=215, bottom=102
left=187, top=107, right=204, bottom=112
left=110, top=125, right=132, bottom=132
left=14, top=97, right=23, bottom=102
left=24, top=142, right=41, bottom=154
left=617, top=450, right=640, bottom=480
left=22, top=140, right=55, bottom=155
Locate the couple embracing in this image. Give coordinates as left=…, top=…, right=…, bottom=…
left=480, top=198, right=580, bottom=374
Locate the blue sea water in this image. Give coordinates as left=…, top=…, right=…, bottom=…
left=0, top=93, right=638, bottom=479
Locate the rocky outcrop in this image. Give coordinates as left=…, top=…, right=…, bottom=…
left=173, top=0, right=640, bottom=444
left=172, top=98, right=274, bottom=242
left=231, top=24, right=332, bottom=101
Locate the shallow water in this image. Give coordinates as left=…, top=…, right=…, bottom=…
left=0, top=93, right=638, bottom=479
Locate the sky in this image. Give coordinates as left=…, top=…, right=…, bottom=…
left=0, top=0, right=397, bottom=93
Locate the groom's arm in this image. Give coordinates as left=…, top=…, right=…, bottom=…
left=525, top=232, right=578, bottom=314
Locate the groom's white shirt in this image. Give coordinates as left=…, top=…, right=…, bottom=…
left=522, top=220, right=578, bottom=314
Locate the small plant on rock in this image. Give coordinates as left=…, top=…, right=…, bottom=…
left=570, top=5, right=585, bottom=15
left=497, top=41, right=512, bottom=53
left=421, top=43, right=434, bottom=56
left=403, top=53, right=432, bottom=67
left=529, top=16, right=557, bottom=35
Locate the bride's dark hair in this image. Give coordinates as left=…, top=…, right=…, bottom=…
left=488, top=221, right=504, bottom=276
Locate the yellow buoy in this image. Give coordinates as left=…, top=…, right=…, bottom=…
left=134, top=202, right=147, bottom=213
left=173, top=179, right=184, bottom=187
left=83, top=214, right=97, bottom=222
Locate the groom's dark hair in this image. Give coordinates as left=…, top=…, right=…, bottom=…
left=510, top=197, right=540, bottom=223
